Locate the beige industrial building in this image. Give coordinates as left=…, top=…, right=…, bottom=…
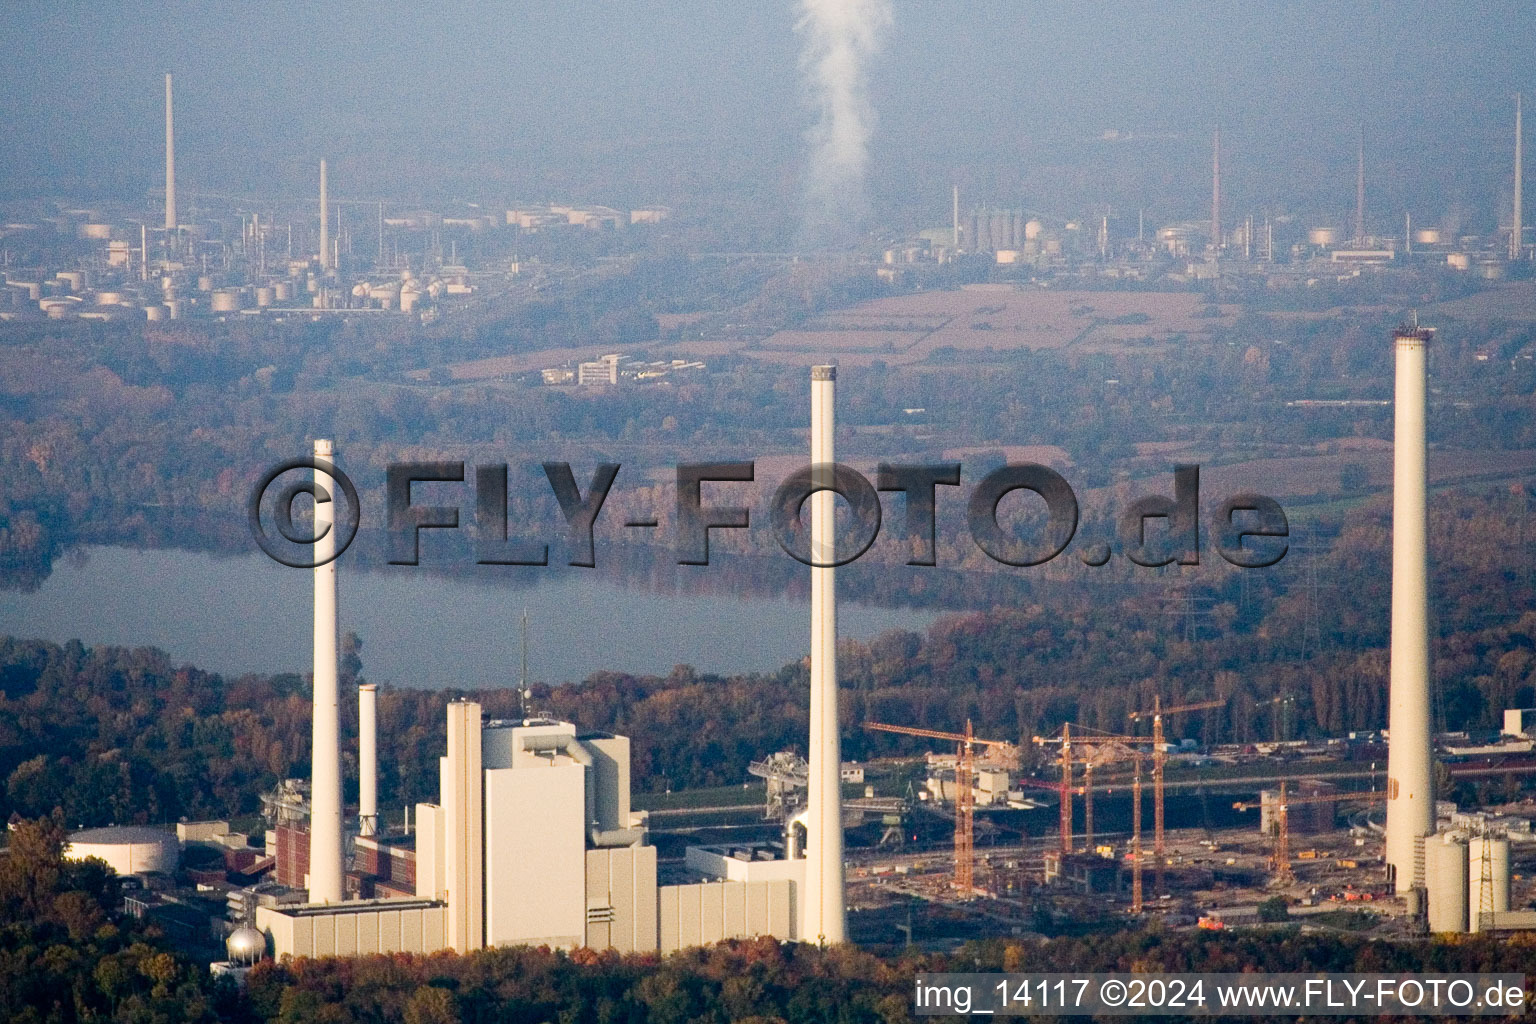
left=257, top=702, right=798, bottom=959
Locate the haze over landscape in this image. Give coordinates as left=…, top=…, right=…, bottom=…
left=4, top=4, right=1536, bottom=1022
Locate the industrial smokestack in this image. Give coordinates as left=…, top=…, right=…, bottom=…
left=309, top=439, right=344, bottom=903
left=1355, top=128, right=1367, bottom=246
left=805, top=364, right=846, bottom=944
left=319, top=160, right=329, bottom=272
left=952, top=185, right=960, bottom=251
left=164, top=74, right=176, bottom=232
left=1385, top=322, right=1435, bottom=892
left=1210, top=127, right=1222, bottom=252
left=359, top=683, right=377, bottom=837
left=1513, top=93, right=1524, bottom=261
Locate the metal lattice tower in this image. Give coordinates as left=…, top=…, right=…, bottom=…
left=1130, top=696, right=1225, bottom=894
left=1131, top=751, right=1144, bottom=914
left=954, top=722, right=976, bottom=894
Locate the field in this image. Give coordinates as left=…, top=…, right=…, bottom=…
left=439, top=286, right=1238, bottom=380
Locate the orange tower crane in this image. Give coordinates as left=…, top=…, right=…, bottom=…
left=1128, top=697, right=1225, bottom=892
left=864, top=720, right=1011, bottom=894
left=1233, top=784, right=1385, bottom=883
left=1131, top=749, right=1145, bottom=913
left=1034, top=726, right=1150, bottom=854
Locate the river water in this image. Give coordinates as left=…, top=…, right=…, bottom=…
left=0, top=545, right=939, bottom=688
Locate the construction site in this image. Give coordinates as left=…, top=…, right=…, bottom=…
left=640, top=699, right=1536, bottom=952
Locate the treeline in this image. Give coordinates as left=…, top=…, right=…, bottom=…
left=4, top=485, right=1536, bottom=824
left=0, top=815, right=236, bottom=1023
left=5, top=282, right=1536, bottom=593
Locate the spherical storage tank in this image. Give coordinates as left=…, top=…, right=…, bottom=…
left=65, top=826, right=178, bottom=876
left=1424, top=833, right=1468, bottom=933
left=226, top=926, right=265, bottom=964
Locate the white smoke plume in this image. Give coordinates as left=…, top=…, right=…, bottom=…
left=795, top=0, right=892, bottom=242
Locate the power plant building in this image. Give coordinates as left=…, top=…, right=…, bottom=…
left=256, top=703, right=798, bottom=959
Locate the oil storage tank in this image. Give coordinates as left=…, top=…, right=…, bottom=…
left=65, top=826, right=179, bottom=876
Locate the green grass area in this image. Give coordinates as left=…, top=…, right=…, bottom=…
left=634, top=783, right=766, bottom=812
left=1303, top=909, right=1380, bottom=931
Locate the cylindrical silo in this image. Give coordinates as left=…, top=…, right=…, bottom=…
left=990, top=210, right=1010, bottom=252
left=1425, top=834, right=1468, bottom=933
left=255, top=286, right=274, bottom=307
left=1469, top=836, right=1511, bottom=932
left=211, top=289, right=241, bottom=313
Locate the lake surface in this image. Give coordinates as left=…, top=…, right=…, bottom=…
left=0, top=545, right=939, bottom=688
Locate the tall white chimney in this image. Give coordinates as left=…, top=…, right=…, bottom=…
left=319, top=160, right=329, bottom=272
left=359, top=683, right=378, bottom=837
left=1210, top=126, right=1221, bottom=251
left=1513, top=93, right=1524, bottom=262
left=309, top=439, right=344, bottom=903
left=952, top=185, right=960, bottom=251
left=804, top=365, right=846, bottom=943
left=164, top=74, right=176, bottom=232
left=1385, top=323, right=1435, bottom=891
left=1355, top=128, right=1367, bottom=246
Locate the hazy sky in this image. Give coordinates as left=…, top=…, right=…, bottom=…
left=2, top=2, right=1533, bottom=232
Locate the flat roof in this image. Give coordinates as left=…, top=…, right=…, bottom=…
left=272, top=897, right=445, bottom=918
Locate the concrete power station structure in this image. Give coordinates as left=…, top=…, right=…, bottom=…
left=257, top=368, right=852, bottom=958
left=1385, top=322, right=1436, bottom=892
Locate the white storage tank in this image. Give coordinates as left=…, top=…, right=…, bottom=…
left=65, top=826, right=178, bottom=876
left=144, top=305, right=167, bottom=321
left=255, top=287, right=275, bottom=307
left=273, top=281, right=293, bottom=302
left=197, top=275, right=214, bottom=292
left=1307, top=227, right=1339, bottom=247
left=210, top=289, right=242, bottom=312
left=1424, top=833, right=1468, bottom=933
left=55, top=271, right=84, bottom=292
left=1469, top=836, right=1511, bottom=932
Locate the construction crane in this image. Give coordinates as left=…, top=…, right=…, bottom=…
left=1129, top=697, right=1225, bottom=893
left=1034, top=725, right=1149, bottom=854
left=864, top=720, right=1011, bottom=894
left=1131, top=750, right=1145, bottom=914
left=1233, top=783, right=1385, bottom=883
